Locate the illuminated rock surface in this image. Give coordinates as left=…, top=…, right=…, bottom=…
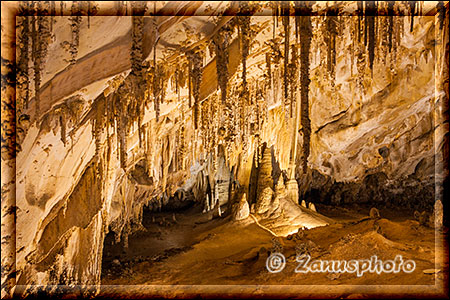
left=1, top=1, right=448, bottom=297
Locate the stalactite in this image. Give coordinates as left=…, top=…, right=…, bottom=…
left=207, top=97, right=214, bottom=152
left=92, top=96, right=107, bottom=160
left=298, top=2, right=312, bottom=174
left=282, top=1, right=290, bottom=115
left=266, top=35, right=282, bottom=108
left=325, top=7, right=338, bottom=85
left=113, top=95, right=120, bottom=164
left=437, top=2, right=446, bottom=30
left=188, top=60, right=192, bottom=108
left=274, top=1, right=279, bottom=28
left=50, top=1, right=55, bottom=32
left=223, top=98, right=235, bottom=155
left=159, top=65, right=167, bottom=104
left=237, top=82, right=246, bottom=150
left=357, top=1, right=364, bottom=43
left=88, top=1, right=91, bottom=28
left=255, top=84, right=265, bottom=168
left=350, top=17, right=356, bottom=76
left=238, top=1, right=251, bottom=102
left=208, top=93, right=219, bottom=160
left=31, top=8, right=40, bottom=118
left=235, top=76, right=249, bottom=153
left=366, top=1, right=376, bottom=73
left=249, top=82, right=258, bottom=136
left=17, top=1, right=30, bottom=113
left=105, top=75, right=138, bottom=171
left=130, top=1, right=147, bottom=146
left=375, top=5, right=378, bottom=53
left=378, top=4, right=388, bottom=67
left=60, top=113, right=67, bottom=146
left=69, top=1, right=82, bottom=65
left=187, top=48, right=204, bottom=130
left=201, top=97, right=210, bottom=152
left=213, top=24, right=233, bottom=104
left=37, top=2, right=51, bottom=62
left=130, top=4, right=145, bottom=76
left=294, top=2, right=300, bottom=42
left=174, top=68, right=179, bottom=96
left=106, top=94, right=112, bottom=163
left=364, top=2, right=368, bottom=47
left=387, top=1, right=395, bottom=53
left=265, top=52, right=272, bottom=88
left=37, top=95, right=83, bottom=149
left=288, top=44, right=298, bottom=118
left=409, top=1, right=416, bottom=32
left=152, top=60, right=162, bottom=122
left=397, top=11, right=403, bottom=49
left=118, top=91, right=129, bottom=170
left=31, top=2, right=51, bottom=118
left=179, top=119, right=186, bottom=171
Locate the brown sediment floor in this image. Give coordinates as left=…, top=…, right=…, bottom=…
left=101, top=204, right=446, bottom=287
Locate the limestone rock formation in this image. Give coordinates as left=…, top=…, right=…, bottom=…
left=232, top=193, right=250, bottom=221
left=0, top=1, right=448, bottom=297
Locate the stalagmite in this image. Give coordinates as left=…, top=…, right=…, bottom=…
left=4, top=1, right=447, bottom=296
left=369, top=207, right=381, bottom=218
left=255, top=146, right=274, bottom=214
left=232, top=193, right=250, bottom=221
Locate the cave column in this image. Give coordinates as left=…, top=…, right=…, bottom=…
left=286, top=82, right=301, bottom=203
left=285, top=21, right=302, bottom=204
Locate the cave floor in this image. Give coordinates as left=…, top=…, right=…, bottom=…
left=101, top=204, right=446, bottom=288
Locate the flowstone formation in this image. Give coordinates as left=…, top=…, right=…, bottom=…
left=1, top=1, right=448, bottom=297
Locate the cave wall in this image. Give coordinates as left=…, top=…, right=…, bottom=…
left=1, top=1, right=448, bottom=297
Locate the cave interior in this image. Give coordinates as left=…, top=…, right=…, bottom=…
left=1, top=0, right=449, bottom=297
